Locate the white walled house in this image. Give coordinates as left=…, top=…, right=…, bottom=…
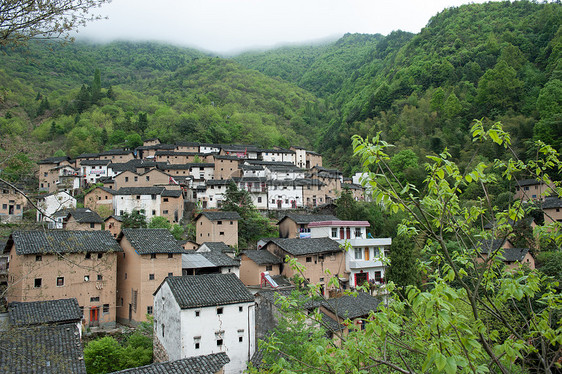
left=267, top=180, right=304, bottom=210
left=204, top=180, right=231, bottom=209
left=36, top=191, right=77, bottom=226
left=235, top=177, right=268, bottom=210
left=153, top=274, right=255, bottom=374
left=80, top=160, right=116, bottom=186
left=113, top=187, right=163, bottom=220
left=308, top=220, right=391, bottom=289
left=264, top=165, right=305, bottom=181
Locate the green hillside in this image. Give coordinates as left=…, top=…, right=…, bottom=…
left=236, top=1, right=562, bottom=174
left=1, top=1, right=561, bottom=180
left=0, top=42, right=328, bottom=161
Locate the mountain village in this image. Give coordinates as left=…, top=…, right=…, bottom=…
left=0, top=136, right=546, bottom=373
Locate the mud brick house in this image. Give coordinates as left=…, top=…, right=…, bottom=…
left=116, top=228, right=186, bottom=325
left=5, top=230, right=122, bottom=328
left=195, top=211, right=241, bottom=247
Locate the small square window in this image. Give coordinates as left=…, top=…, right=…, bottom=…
left=97, top=253, right=103, bottom=259
left=195, top=342, right=200, bottom=349
left=239, top=306, right=243, bottom=312
left=84, top=275, right=90, bottom=282
left=90, top=223, right=95, bottom=228
left=217, top=307, right=223, bottom=315
left=195, top=310, right=200, bottom=317
left=306, top=257, right=312, bottom=263
left=34, top=278, right=42, bottom=288
left=168, top=253, right=173, bottom=259
left=149, top=274, right=155, bottom=280
left=85, top=253, right=91, bottom=259
left=35, top=255, right=42, bottom=262
left=90, top=296, right=100, bottom=302
left=265, top=265, right=272, bottom=271
left=216, top=339, right=223, bottom=346
left=239, top=336, right=243, bottom=342
left=97, top=274, right=103, bottom=281
left=217, top=220, right=222, bottom=225
left=168, top=272, right=173, bottom=277
left=151, top=253, right=156, bottom=259
left=57, top=277, right=64, bottom=287
left=147, top=306, right=153, bottom=315
left=219, top=232, right=224, bottom=236
left=103, top=304, right=109, bottom=314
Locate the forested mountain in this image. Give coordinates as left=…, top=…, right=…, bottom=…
left=0, top=41, right=328, bottom=163
left=236, top=1, right=562, bottom=174
left=0, top=1, right=560, bottom=181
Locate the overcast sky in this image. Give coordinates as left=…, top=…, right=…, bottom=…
left=77, top=0, right=500, bottom=55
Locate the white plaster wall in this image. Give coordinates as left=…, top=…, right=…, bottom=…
left=267, top=186, right=303, bottom=210
left=180, top=302, right=255, bottom=374
left=36, top=192, right=76, bottom=222
left=113, top=195, right=161, bottom=220
left=154, top=282, right=183, bottom=360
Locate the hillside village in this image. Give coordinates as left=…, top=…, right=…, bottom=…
left=0, top=138, right=393, bottom=373
left=0, top=136, right=549, bottom=373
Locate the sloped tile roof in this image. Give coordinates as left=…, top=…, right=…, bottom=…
left=162, top=274, right=254, bottom=308
left=196, top=211, right=241, bottom=221
left=267, top=237, right=343, bottom=256
left=67, top=208, right=103, bottom=224
left=37, top=156, right=70, bottom=165
left=277, top=214, right=339, bottom=225
left=242, top=250, right=282, bottom=265
left=182, top=253, right=216, bottom=269
left=543, top=196, right=562, bottom=209
left=8, top=230, right=122, bottom=255
left=109, top=353, right=230, bottom=374
left=0, top=323, right=86, bottom=374
left=161, top=189, right=182, bottom=198
left=477, top=239, right=529, bottom=262
left=198, top=250, right=240, bottom=267
left=200, top=242, right=233, bottom=253
left=322, top=292, right=381, bottom=319
left=80, top=159, right=111, bottom=166
left=115, top=187, right=165, bottom=195
left=8, top=298, right=82, bottom=326
left=120, top=228, right=186, bottom=255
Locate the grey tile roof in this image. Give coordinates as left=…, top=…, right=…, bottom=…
left=515, top=178, right=544, bottom=187
left=100, top=149, right=132, bottom=156
left=161, top=189, right=182, bottom=198
left=8, top=298, right=82, bottom=326
left=115, top=187, right=166, bottom=195
left=109, top=353, right=230, bottom=374
left=543, top=196, right=562, bottom=209
left=182, top=253, right=216, bottom=269
left=477, top=239, right=510, bottom=254
left=242, top=250, right=282, bottom=265
left=161, top=274, right=254, bottom=308
left=80, top=159, right=111, bottom=166
left=267, top=237, right=343, bottom=256
left=206, top=179, right=234, bottom=186
left=120, top=228, right=186, bottom=255
left=322, top=292, right=381, bottom=319
left=198, top=250, right=240, bottom=267
left=7, top=230, right=122, bottom=255
left=278, top=214, right=339, bottom=225
left=200, top=242, right=233, bottom=253
left=158, top=164, right=191, bottom=170
left=38, top=156, right=70, bottom=165
left=477, top=239, right=529, bottom=262
left=197, top=211, right=241, bottom=221
left=67, top=208, right=103, bottom=224
left=500, top=248, right=530, bottom=262
left=0, top=323, right=86, bottom=374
